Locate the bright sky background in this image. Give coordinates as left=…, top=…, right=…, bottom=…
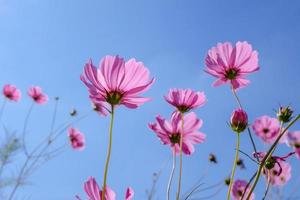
left=0, top=0, right=300, bottom=199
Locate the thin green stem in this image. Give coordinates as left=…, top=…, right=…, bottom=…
left=167, top=149, right=176, bottom=200
left=262, top=170, right=271, bottom=200
left=241, top=171, right=257, bottom=200
left=231, top=86, right=259, bottom=161
left=245, top=114, right=300, bottom=200
left=102, top=105, right=115, bottom=200
left=22, top=102, right=35, bottom=156
left=226, top=133, right=240, bottom=200
left=231, top=87, right=242, bottom=109
left=176, top=112, right=184, bottom=200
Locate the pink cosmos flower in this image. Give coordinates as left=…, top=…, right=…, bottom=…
left=287, top=131, right=300, bottom=158
left=231, top=179, right=255, bottom=200
left=148, top=111, right=205, bottom=155
left=263, top=158, right=292, bottom=186
left=252, top=115, right=281, bottom=144
left=76, top=177, right=134, bottom=200
left=254, top=152, right=293, bottom=186
left=2, top=84, right=21, bottom=102
left=205, top=41, right=259, bottom=90
left=68, top=127, right=85, bottom=151
left=164, top=89, right=206, bottom=113
left=81, top=55, right=154, bottom=111
left=28, top=86, right=48, bottom=104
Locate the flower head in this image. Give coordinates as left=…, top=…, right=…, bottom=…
left=263, top=158, right=292, bottom=186
left=231, top=179, right=254, bottom=200
left=287, top=131, right=300, bottom=158
left=68, top=127, right=85, bottom=151
left=164, top=89, right=206, bottom=113
left=28, top=86, right=48, bottom=104
left=76, top=177, right=133, bottom=200
left=149, top=111, right=205, bottom=155
left=277, top=106, right=293, bottom=123
left=230, top=109, right=248, bottom=133
left=252, top=115, right=281, bottom=144
left=254, top=152, right=293, bottom=186
left=3, top=84, right=21, bottom=102
left=205, top=41, right=259, bottom=90
left=81, top=55, right=154, bottom=112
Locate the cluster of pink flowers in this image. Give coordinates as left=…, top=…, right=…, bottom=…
left=75, top=40, right=299, bottom=199
left=2, top=84, right=48, bottom=104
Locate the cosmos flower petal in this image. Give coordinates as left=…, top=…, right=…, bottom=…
left=125, top=187, right=134, bottom=200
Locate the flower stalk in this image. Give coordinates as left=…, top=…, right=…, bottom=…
left=167, top=149, right=176, bottom=200
left=176, top=112, right=184, bottom=200
left=226, top=132, right=240, bottom=200
left=102, top=105, right=115, bottom=200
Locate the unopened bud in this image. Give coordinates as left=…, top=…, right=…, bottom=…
left=230, top=109, right=248, bottom=133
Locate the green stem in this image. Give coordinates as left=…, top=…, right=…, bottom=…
left=226, top=133, right=240, bottom=200
left=102, top=105, right=115, bottom=200
left=22, top=102, right=35, bottom=156
left=231, top=86, right=258, bottom=161
left=167, top=149, right=176, bottom=200
left=245, top=114, right=300, bottom=200
left=176, top=112, right=184, bottom=200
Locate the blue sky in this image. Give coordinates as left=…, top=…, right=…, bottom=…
left=0, top=0, right=300, bottom=199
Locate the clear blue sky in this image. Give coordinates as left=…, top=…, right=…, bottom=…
left=0, top=0, right=300, bottom=199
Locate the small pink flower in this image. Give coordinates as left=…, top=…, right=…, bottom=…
left=287, top=131, right=300, bottom=158
left=149, top=111, right=205, bottom=155
left=254, top=152, right=294, bottom=186
left=263, top=158, right=292, bottom=186
left=76, top=177, right=134, bottom=200
left=81, top=55, right=154, bottom=111
left=205, top=41, right=259, bottom=90
left=2, top=84, right=21, bottom=102
left=252, top=115, right=281, bottom=144
left=68, top=127, right=85, bottom=151
left=230, top=109, right=248, bottom=133
left=28, top=86, right=48, bottom=104
left=231, top=179, right=255, bottom=200
left=164, top=89, right=206, bottom=113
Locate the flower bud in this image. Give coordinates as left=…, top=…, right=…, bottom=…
left=224, top=178, right=231, bottom=186
left=277, top=106, right=293, bottom=123
left=230, top=109, right=248, bottom=133
left=209, top=153, right=217, bottom=164
left=265, top=157, right=276, bottom=170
